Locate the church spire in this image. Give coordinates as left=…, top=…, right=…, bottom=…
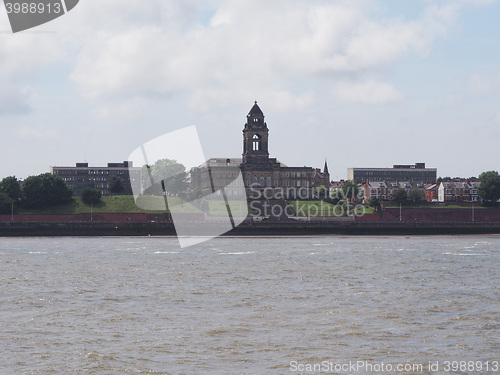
left=324, top=159, right=329, bottom=175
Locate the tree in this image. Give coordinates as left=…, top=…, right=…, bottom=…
left=0, top=176, right=22, bottom=201
left=0, top=192, right=12, bottom=214
left=316, top=185, right=328, bottom=199
left=393, top=189, right=408, bottom=205
left=22, top=173, right=73, bottom=208
left=341, top=180, right=359, bottom=200
left=408, top=189, right=425, bottom=203
left=478, top=171, right=500, bottom=203
left=108, top=176, right=124, bottom=195
left=143, top=159, right=189, bottom=196
left=369, top=197, right=382, bottom=212
left=81, top=188, right=102, bottom=205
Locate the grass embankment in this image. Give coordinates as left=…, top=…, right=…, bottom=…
left=15, top=195, right=250, bottom=216
left=16, top=196, right=376, bottom=217
left=16, top=195, right=168, bottom=214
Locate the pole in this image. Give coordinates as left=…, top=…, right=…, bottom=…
left=399, top=203, right=402, bottom=222
left=11, top=201, right=14, bottom=221
left=91, top=202, right=93, bottom=221
left=472, top=202, right=474, bottom=222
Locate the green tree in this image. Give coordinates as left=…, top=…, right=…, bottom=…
left=478, top=171, right=500, bottom=203
left=108, top=176, right=124, bottom=195
left=143, top=159, right=189, bottom=196
left=22, top=173, right=73, bottom=208
left=0, top=191, right=12, bottom=214
left=316, top=185, right=328, bottom=199
left=341, top=180, right=359, bottom=200
left=408, top=189, right=425, bottom=203
left=393, top=189, right=408, bottom=205
left=0, top=176, right=22, bottom=201
left=369, top=196, right=382, bottom=212
left=190, top=187, right=204, bottom=200
left=81, top=188, right=102, bottom=205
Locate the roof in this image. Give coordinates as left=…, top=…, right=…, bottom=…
left=440, top=181, right=481, bottom=189
left=248, top=101, right=264, bottom=117
left=196, top=158, right=242, bottom=168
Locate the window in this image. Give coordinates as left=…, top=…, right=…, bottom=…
left=260, top=176, right=265, bottom=186
left=267, top=176, right=272, bottom=186
left=252, top=134, right=261, bottom=151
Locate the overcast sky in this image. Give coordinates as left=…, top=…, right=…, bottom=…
left=1, top=0, right=499, bottom=181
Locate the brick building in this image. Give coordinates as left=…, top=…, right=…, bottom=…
left=190, top=102, right=330, bottom=199
left=438, top=180, right=480, bottom=202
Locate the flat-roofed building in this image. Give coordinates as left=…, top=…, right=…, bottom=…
left=50, top=161, right=142, bottom=196
left=347, top=163, right=437, bottom=183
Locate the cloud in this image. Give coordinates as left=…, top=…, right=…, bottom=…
left=468, top=73, right=492, bottom=94
left=16, top=124, right=57, bottom=139
left=0, top=86, right=33, bottom=115
left=333, top=80, right=403, bottom=104
left=0, top=5, right=67, bottom=116
left=67, top=0, right=458, bottom=109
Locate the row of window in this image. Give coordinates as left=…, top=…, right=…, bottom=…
left=55, top=169, right=129, bottom=175
left=248, top=177, right=309, bottom=187
left=444, top=195, right=479, bottom=201
left=355, top=171, right=435, bottom=176
left=62, top=177, right=131, bottom=182
left=210, top=171, right=309, bottom=178
left=281, top=172, right=308, bottom=178
left=444, top=189, right=478, bottom=194
left=215, top=171, right=239, bottom=178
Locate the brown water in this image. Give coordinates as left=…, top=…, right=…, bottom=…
left=0, top=236, right=499, bottom=374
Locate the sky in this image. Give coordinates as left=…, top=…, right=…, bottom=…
left=1, top=0, right=500, bottom=181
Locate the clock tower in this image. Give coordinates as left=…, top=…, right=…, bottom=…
left=242, top=101, right=270, bottom=164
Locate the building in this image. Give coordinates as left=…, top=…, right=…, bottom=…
left=362, top=180, right=427, bottom=202
left=190, top=102, right=330, bottom=199
left=51, top=161, right=142, bottom=196
left=190, top=158, right=246, bottom=199
left=425, top=184, right=438, bottom=202
left=437, top=180, right=480, bottom=202
left=348, top=163, right=437, bottom=183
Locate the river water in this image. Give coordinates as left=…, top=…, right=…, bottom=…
left=0, top=236, right=499, bottom=374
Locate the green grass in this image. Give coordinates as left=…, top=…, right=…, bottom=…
left=15, top=195, right=251, bottom=216
left=16, top=195, right=169, bottom=214
left=16, top=196, right=378, bottom=217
